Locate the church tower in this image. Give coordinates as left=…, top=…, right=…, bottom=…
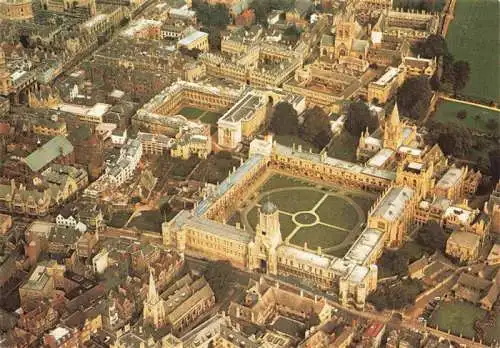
left=253, top=200, right=282, bottom=275
left=383, top=103, right=403, bottom=150
left=143, top=269, right=166, bottom=329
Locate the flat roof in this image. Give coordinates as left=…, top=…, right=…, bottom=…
left=373, top=67, right=399, bottom=86
left=436, top=167, right=464, bottom=190
left=219, top=92, right=264, bottom=124
left=178, top=30, right=208, bottom=46
left=371, top=186, right=414, bottom=222
left=367, top=148, right=394, bottom=168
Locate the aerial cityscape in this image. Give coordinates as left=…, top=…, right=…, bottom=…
left=0, top=0, right=498, bottom=346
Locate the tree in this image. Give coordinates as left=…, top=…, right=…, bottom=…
left=201, top=26, right=223, bottom=50
left=283, top=25, right=301, bottom=43
left=193, top=1, right=231, bottom=28
left=456, top=110, right=467, bottom=119
left=486, top=118, right=499, bottom=132
left=413, top=34, right=448, bottom=59
left=451, top=60, right=470, bottom=96
left=250, top=0, right=295, bottom=26
left=270, top=102, right=298, bottom=135
left=344, top=101, right=378, bottom=136
left=426, top=121, right=473, bottom=158
left=397, top=77, right=433, bottom=120
left=430, top=73, right=441, bottom=91
left=489, top=147, right=500, bottom=180
left=416, top=221, right=448, bottom=252
left=378, top=250, right=409, bottom=277
left=300, top=106, right=332, bottom=149
left=203, top=260, right=236, bottom=301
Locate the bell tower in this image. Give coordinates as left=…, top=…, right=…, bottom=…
left=383, top=103, right=403, bottom=150
left=253, top=200, right=282, bottom=275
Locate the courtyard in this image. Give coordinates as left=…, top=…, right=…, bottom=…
left=178, top=106, right=223, bottom=125
left=238, top=173, right=376, bottom=254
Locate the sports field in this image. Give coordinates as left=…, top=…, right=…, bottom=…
left=446, top=0, right=499, bottom=102
left=242, top=173, right=376, bottom=252
left=432, top=99, right=500, bottom=134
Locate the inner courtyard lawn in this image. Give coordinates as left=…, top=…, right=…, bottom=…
left=260, top=174, right=316, bottom=191
left=316, top=195, right=359, bottom=229
left=428, top=301, right=486, bottom=339
left=259, top=189, right=324, bottom=213
left=432, top=100, right=499, bottom=134
left=200, top=111, right=223, bottom=125
left=178, top=106, right=205, bottom=119
left=290, top=225, right=349, bottom=249
left=446, top=0, right=499, bottom=102
left=242, top=174, right=374, bottom=250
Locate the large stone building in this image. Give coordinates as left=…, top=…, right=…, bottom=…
left=0, top=0, right=33, bottom=20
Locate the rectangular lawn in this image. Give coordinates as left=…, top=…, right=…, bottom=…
left=291, top=225, right=349, bottom=249
left=432, top=100, right=499, bottom=134
left=179, top=106, right=204, bottom=119
left=446, top=0, right=499, bottom=102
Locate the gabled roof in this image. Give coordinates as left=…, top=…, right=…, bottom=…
left=23, top=136, right=73, bottom=172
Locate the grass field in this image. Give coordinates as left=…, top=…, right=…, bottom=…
left=291, top=225, right=349, bottom=249
left=179, top=106, right=205, bottom=119
left=200, top=111, right=222, bottom=125
left=429, top=301, right=486, bottom=339
left=259, top=190, right=324, bottom=212
left=433, top=100, right=499, bottom=134
left=446, top=0, right=499, bottom=102
left=244, top=174, right=372, bottom=250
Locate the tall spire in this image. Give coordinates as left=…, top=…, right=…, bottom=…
left=147, top=268, right=159, bottom=304
left=388, top=103, right=400, bottom=128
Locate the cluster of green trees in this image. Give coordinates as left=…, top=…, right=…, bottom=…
left=192, top=0, right=231, bottom=50
left=412, top=34, right=471, bottom=96
left=249, top=0, right=295, bottom=26
left=270, top=102, right=332, bottom=149
left=425, top=120, right=473, bottom=158
left=344, top=101, right=379, bottom=136
left=393, top=0, right=446, bottom=12
left=368, top=279, right=424, bottom=311
left=416, top=221, right=448, bottom=252
left=397, top=76, right=433, bottom=121
left=190, top=151, right=241, bottom=184
left=203, top=260, right=237, bottom=301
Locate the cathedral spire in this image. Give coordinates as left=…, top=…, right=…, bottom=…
left=388, top=103, right=400, bottom=128
left=147, top=268, right=159, bottom=304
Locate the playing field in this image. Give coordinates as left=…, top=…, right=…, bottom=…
left=446, top=0, right=499, bottom=102
left=432, top=99, right=500, bottom=134
left=429, top=301, right=486, bottom=339
left=242, top=173, right=375, bottom=252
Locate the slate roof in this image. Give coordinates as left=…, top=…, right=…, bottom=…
left=23, top=136, right=73, bottom=172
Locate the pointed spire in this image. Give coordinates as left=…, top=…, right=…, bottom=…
left=147, top=268, right=159, bottom=304
left=388, top=103, right=400, bottom=127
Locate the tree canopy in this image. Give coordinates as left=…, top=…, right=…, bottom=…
left=412, top=34, right=448, bottom=59
left=193, top=1, right=231, bottom=28
left=378, top=250, right=409, bottom=277
left=450, top=60, right=471, bottom=96
left=397, top=77, right=433, bottom=120
left=300, top=106, right=332, bottom=149
left=416, top=221, right=448, bottom=252
left=368, top=279, right=424, bottom=311
left=203, top=260, right=237, bottom=301
left=250, top=0, right=295, bottom=26
left=344, top=101, right=379, bottom=136
left=270, top=102, right=299, bottom=135
left=425, top=121, right=473, bottom=158
left=489, top=147, right=500, bottom=180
